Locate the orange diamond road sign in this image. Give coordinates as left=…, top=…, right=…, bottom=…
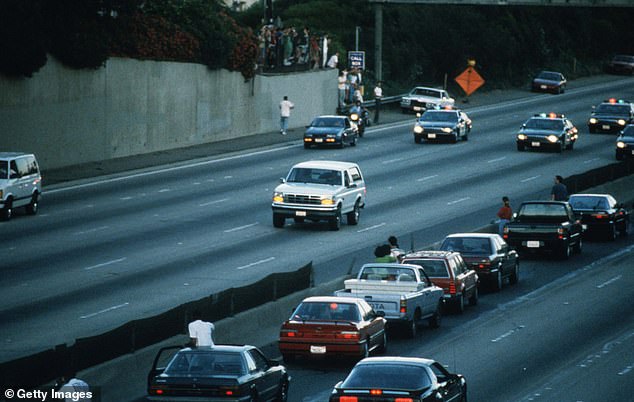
left=455, top=67, right=485, bottom=97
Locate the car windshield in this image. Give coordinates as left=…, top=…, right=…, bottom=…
left=287, top=168, right=342, bottom=185
left=420, top=111, right=458, bottom=123
left=613, top=55, right=634, bottom=63
left=291, top=301, right=360, bottom=322
left=537, top=72, right=560, bottom=81
left=0, top=160, right=8, bottom=179
left=411, top=88, right=442, bottom=98
left=359, top=266, right=417, bottom=282
left=517, top=204, right=568, bottom=220
left=164, top=351, right=244, bottom=376
left=341, top=364, right=432, bottom=390
left=595, top=104, right=630, bottom=115
left=440, top=237, right=492, bottom=255
left=621, top=126, right=634, bottom=137
left=568, top=196, right=609, bottom=211
left=525, top=118, right=564, bottom=130
left=402, top=259, right=448, bottom=278
left=311, top=117, right=344, bottom=128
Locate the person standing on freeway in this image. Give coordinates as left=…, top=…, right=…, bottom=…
left=188, top=310, right=215, bottom=347
left=279, top=95, right=294, bottom=136
left=551, top=175, right=569, bottom=201
left=496, top=196, right=512, bottom=236
left=373, top=81, right=383, bottom=124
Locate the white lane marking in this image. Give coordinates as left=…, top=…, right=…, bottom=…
left=487, top=156, right=507, bottom=163
left=618, top=364, right=633, bottom=376
left=158, top=188, right=170, bottom=193
left=382, top=157, right=404, bottom=164
left=521, top=175, right=541, bottom=183
left=584, top=158, right=600, bottom=164
left=448, top=197, right=470, bottom=205
left=199, top=198, right=228, bottom=207
left=224, top=222, right=259, bottom=233
left=120, top=196, right=133, bottom=200
left=224, top=175, right=233, bottom=179
left=84, top=257, right=127, bottom=271
left=236, top=257, right=275, bottom=270
left=417, top=174, right=438, bottom=182
left=596, top=275, right=622, bottom=289
left=74, top=226, right=109, bottom=236
left=491, top=325, right=525, bottom=343
left=80, top=302, right=129, bottom=319
left=357, top=223, right=386, bottom=233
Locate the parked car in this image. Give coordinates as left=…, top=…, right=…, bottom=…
left=303, top=115, right=358, bottom=149
left=334, top=263, right=443, bottom=337
left=531, top=70, right=566, bottom=94
left=568, top=193, right=629, bottom=240
left=616, top=124, right=634, bottom=160
left=401, top=250, right=479, bottom=313
left=606, top=54, right=634, bottom=75
left=413, top=109, right=470, bottom=144
left=588, top=98, right=634, bottom=134
left=329, top=356, right=467, bottom=402
left=147, top=345, right=290, bottom=402
left=504, top=201, right=583, bottom=260
left=400, top=87, right=454, bottom=113
left=271, top=161, right=366, bottom=230
left=439, top=233, right=519, bottom=292
left=0, top=152, right=42, bottom=221
left=279, top=296, right=387, bottom=362
left=516, top=113, right=578, bottom=153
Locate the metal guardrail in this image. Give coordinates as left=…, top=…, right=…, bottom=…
left=338, top=93, right=405, bottom=114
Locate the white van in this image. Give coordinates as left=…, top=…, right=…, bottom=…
left=0, top=152, right=42, bottom=220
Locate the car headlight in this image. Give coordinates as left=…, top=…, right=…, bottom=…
left=517, top=134, right=527, bottom=140
left=618, top=119, right=626, bottom=126
left=414, top=125, right=423, bottom=134
left=321, top=197, right=335, bottom=205
left=617, top=141, right=626, bottom=149
left=273, top=192, right=284, bottom=203
left=589, top=118, right=597, bottom=124
left=350, top=113, right=359, bottom=121
left=547, top=135, right=559, bottom=143
left=402, top=98, right=411, bottom=105
left=441, top=127, right=453, bottom=133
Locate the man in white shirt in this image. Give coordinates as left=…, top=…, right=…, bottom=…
left=373, top=81, right=383, bottom=124
left=56, top=373, right=92, bottom=402
left=327, top=52, right=339, bottom=69
left=279, top=96, right=294, bottom=135
left=188, top=311, right=215, bottom=347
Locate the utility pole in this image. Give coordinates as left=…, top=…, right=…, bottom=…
left=355, top=26, right=361, bottom=51
left=374, top=3, right=383, bottom=81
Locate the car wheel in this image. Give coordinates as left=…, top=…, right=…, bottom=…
left=509, top=262, right=519, bottom=285
left=566, top=141, right=574, bottom=150
left=492, top=271, right=502, bottom=292
left=517, top=143, right=525, bottom=152
left=451, top=133, right=458, bottom=144
left=347, top=201, right=360, bottom=225
left=350, top=136, right=357, bottom=146
left=25, top=193, right=39, bottom=215
left=401, top=108, right=409, bottom=114
left=338, top=141, right=345, bottom=149
left=414, top=135, right=422, bottom=144
left=619, top=219, right=629, bottom=236
left=468, top=286, right=479, bottom=306
left=559, top=242, right=571, bottom=260
left=616, top=152, right=624, bottom=161
left=358, top=128, right=364, bottom=138
left=293, top=217, right=305, bottom=224
left=249, top=390, right=259, bottom=402
left=455, top=294, right=465, bottom=314
left=329, top=208, right=341, bottom=231
left=556, top=141, right=564, bottom=153
left=1, top=198, right=12, bottom=221
left=275, top=378, right=289, bottom=402
left=273, top=213, right=285, bottom=228
left=463, top=131, right=469, bottom=141
left=428, top=302, right=442, bottom=329
left=282, top=354, right=295, bottom=363
left=608, top=224, right=617, bottom=241
left=303, top=143, right=310, bottom=149
left=589, top=126, right=597, bottom=134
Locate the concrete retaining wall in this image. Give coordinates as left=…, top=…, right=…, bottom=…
left=0, top=58, right=337, bottom=170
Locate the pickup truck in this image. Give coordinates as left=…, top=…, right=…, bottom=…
left=334, top=263, right=444, bottom=337
left=504, top=201, right=583, bottom=260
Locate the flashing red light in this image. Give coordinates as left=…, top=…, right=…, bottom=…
left=609, top=98, right=617, bottom=104
left=548, top=112, right=557, bottom=118
left=330, top=303, right=339, bottom=310
left=339, top=396, right=358, bottom=402
left=225, top=390, right=234, bottom=396
left=155, top=390, right=163, bottom=395
left=370, top=389, right=383, bottom=395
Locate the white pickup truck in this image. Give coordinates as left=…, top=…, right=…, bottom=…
left=334, top=263, right=444, bottom=337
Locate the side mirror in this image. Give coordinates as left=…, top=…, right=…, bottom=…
left=279, top=178, right=286, bottom=183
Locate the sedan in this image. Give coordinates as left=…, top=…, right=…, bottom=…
left=516, top=113, right=578, bottom=153
left=413, top=109, right=469, bottom=144
left=279, top=296, right=387, bottom=362
left=606, top=54, right=634, bottom=75
left=147, top=345, right=290, bottom=402
left=531, top=70, right=566, bottom=94
left=329, top=356, right=467, bottom=402
left=439, top=233, right=519, bottom=292
left=616, top=124, right=634, bottom=160
left=568, top=193, right=629, bottom=240
left=304, top=115, right=358, bottom=148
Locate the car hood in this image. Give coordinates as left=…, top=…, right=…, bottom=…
left=418, top=121, right=457, bottom=128
left=617, top=136, right=634, bottom=144
left=275, top=182, right=340, bottom=196
left=533, top=78, right=562, bottom=85
left=591, top=113, right=629, bottom=120
left=305, top=127, right=343, bottom=135
left=520, top=129, right=561, bottom=137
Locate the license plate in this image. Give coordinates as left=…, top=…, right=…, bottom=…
left=631, top=150, right=634, bottom=155
left=527, top=241, right=540, bottom=248
left=602, top=125, right=610, bottom=130
left=368, top=303, right=385, bottom=310
left=310, top=346, right=326, bottom=354
left=315, top=138, right=323, bottom=143
left=531, top=142, right=540, bottom=147
left=540, top=85, right=547, bottom=89
left=428, top=133, right=436, bottom=139
left=413, top=106, right=422, bottom=111
left=582, top=224, right=588, bottom=230
left=295, top=211, right=306, bottom=217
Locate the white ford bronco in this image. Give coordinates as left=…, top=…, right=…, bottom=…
left=400, top=86, right=455, bottom=113
left=271, top=160, right=366, bottom=230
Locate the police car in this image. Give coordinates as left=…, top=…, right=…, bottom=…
left=412, top=107, right=470, bottom=144
left=516, top=113, right=579, bottom=153
left=588, top=98, right=634, bottom=133
left=616, top=124, right=634, bottom=160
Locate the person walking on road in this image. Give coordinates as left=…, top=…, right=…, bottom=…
left=188, top=310, right=215, bottom=347
left=279, top=95, right=294, bottom=135
left=373, top=81, right=383, bottom=124
left=551, top=175, right=568, bottom=201
left=496, top=196, right=512, bottom=236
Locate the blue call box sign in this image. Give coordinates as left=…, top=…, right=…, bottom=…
left=348, top=51, right=365, bottom=70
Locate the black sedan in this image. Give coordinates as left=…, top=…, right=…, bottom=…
left=568, top=193, right=629, bottom=240
left=616, top=124, right=634, bottom=160
left=516, top=113, right=578, bottom=153
left=588, top=99, right=634, bottom=134
left=606, top=54, right=634, bottom=75
left=531, top=70, right=566, bottom=94
left=329, top=356, right=467, bottom=402
left=413, top=109, right=469, bottom=144
left=147, top=345, right=290, bottom=402
left=439, top=233, right=519, bottom=292
left=304, top=115, right=358, bottom=149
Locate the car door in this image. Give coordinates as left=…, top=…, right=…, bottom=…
left=492, top=236, right=511, bottom=276
left=246, top=349, right=279, bottom=400
left=566, top=204, right=582, bottom=243
left=430, top=362, right=463, bottom=401
left=417, top=268, right=437, bottom=313
left=357, top=302, right=381, bottom=349
left=8, top=159, right=26, bottom=204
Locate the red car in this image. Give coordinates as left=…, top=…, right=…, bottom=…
left=279, top=296, right=387, bottom=362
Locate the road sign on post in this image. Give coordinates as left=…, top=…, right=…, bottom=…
left=348, top=51, right=365, bottom=70
left=455, top=66, right=485, bottom=97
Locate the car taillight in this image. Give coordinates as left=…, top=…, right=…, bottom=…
left=220, top=387, right=240, bottom=396
left=400, top=299, right=407, bottom=313
left=592, top=213, right=606, bottom=219
left=370, top=389, right=382, bottom=395
left=557, top=227, right=565, bottom=239
left=395, top=399, right=414, bottom=402
left=449, top=282, right=456, bottom=295
left=339, top=396, right=358, bottom=402
left=478, top=259, right=491, bottom=269
left=336, top=331, right=360, bottom=340
left=281, top=329, right=302, bottom=337
left=149, top=387, right=165, bottom=395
